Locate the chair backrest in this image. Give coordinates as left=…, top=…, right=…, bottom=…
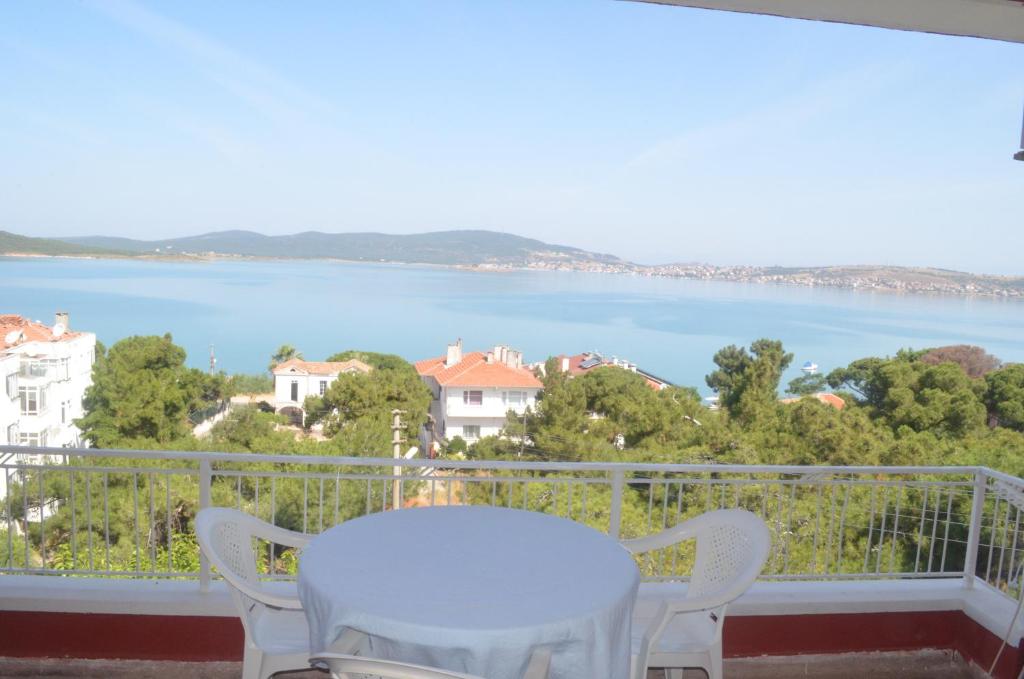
left=311, top=653, right=483, bottom=679
left=686, top=508, right=771, bottom=603
left=195, top=507, right=308, bottom=636
left=195, top=507, right=265, bottom=592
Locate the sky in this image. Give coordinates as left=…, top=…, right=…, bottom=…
left=0, top=0, right=1022, bottom=273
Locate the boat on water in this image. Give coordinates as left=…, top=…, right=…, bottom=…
left=801, top=361, right=819, bottom=374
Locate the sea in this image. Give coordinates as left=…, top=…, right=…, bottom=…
left=1, top=256, right=1021, bottom=395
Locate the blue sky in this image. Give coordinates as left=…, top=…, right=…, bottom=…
left=1, top=0, right=1021, bottom=273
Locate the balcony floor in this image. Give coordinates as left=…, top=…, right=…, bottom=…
left=0, top=650, right=978, bottom=678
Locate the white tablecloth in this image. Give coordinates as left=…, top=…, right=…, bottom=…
left=298, top=505, right=639, bottom=679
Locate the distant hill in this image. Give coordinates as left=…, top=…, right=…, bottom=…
left=0, top=231, right=131, bottom=257
left=57, top=229, right=624, bottom=266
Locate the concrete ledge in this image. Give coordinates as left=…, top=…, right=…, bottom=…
left=641, top=577, right=1024, bottom=642
left=0, top=575, right=298, bottom=617
left=3, top=575, right=1018, bottom=640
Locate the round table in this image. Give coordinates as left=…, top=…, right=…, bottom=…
left=298, top=505, right=639, bottom=679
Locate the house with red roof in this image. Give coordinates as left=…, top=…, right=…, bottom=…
left=780, top=392, right=847, bottom=410
left=415, top=339, right=542, bottom=444
left=271, top=358, right=372, bottom=424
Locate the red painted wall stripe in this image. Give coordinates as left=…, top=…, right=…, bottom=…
left=0, top=612, right=244, bottom=662
left=1, top=609, right=1021, bottom=678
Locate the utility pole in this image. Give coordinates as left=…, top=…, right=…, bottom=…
left=391, top=409, right=405, bottom=510
left=519, top=409, right=527, bottom=458
left=1016, top=102, right=1024, bottom=161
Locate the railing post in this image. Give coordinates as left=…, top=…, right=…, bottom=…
left=963, top=469, right=987, bottom=590
left=608, top=470, right=625, bottom=539
left=199, top=459, right=212, bottom=592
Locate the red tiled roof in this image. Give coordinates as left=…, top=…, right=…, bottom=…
left=272, top=358, right=372, bottom=376
left=0, top=315, right=82, bottom=350
left=780, top=392, right=846, bottom=410
left=416, top=352, right=542, bottom=388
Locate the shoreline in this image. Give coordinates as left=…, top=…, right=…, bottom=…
left=1, top=251, right=1021, bottom=301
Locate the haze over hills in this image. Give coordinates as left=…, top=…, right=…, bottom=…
left=0, top=228, right=1020, bottom=298
left=56, top=229, right=624, bottom=267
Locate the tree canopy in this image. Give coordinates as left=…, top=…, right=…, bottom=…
left=77, top=334, right=227, bottom=448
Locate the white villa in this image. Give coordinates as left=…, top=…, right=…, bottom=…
left=271, top=358, right=372, bottom=424
left=415, top=340, right=543, bottom=445
left=0, top=312, right=96, bottom=449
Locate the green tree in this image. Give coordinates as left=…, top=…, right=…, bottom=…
left=269, top=344, right=302, bottom=372
left=326, top=350, right=412, bottom=372
left=228, top=373, right=274, bottom=394
left=77, top=334, right=225, bottom=448
left=316, top=353, right=431, bottom=453
left=706, top=339, right=793, bottom=423
left=986, top=364, right=1024, bottom=431
left=786, top=373, right=828, bottom=396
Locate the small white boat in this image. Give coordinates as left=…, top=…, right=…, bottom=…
left=801, top=361, right=819, bottom=374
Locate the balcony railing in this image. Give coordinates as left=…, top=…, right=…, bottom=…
left=1, top=445, right=1022, bottom=605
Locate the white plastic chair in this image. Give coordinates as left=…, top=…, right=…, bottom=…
left=195, top=507, right=362, bottom=679
left=312, top=648, right=551, bottom=679
left=622, top=508, right=770, bottom=679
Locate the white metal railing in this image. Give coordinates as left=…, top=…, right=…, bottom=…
left=1, top=445, right=1022, bottom=603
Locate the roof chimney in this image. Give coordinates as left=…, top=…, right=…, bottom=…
left=445, top=338, right=463, bottom=368
left=55, top=311, right=69, bottom=330
left=561, top=357, right=570, bottom=373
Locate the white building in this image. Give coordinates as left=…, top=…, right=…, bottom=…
left=415, top=340, right=543, bottom=444
left=1, top=352, right=19, bottom=447
left=271, top=358, right=372, bottom=424
left=0, top=313, right=96, bottom=449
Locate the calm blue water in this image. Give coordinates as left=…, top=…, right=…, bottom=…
left=2, top=257, right=1021, bottom=394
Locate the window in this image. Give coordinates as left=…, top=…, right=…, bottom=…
left=18, top=431, right=46, bottom=447
left=319, top=380, right=328, bottom=396
left=503, top=391, right=527, bottom=406
left=462, top=425, right=481, bottom=440
left=4, top=372, right=16, bottom=399
left=5, top=424, right=17, bottom=445
left=19, top=386, right=45, bottom=415
left=61, top=401, right=68, bottom=425
left=462, top=390, right=483, bottom=406
left=290, top=380, right=299, bottom=402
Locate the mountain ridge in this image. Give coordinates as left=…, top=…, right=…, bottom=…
left=54, top=229, right=623, bottom=266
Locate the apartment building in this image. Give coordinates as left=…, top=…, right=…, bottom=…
left=415, top=340, right=542, bottom=444
left=0, top=313, right=96, bottom=449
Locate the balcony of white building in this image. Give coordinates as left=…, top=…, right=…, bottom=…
left=1, top=446, right=1023, bottom=678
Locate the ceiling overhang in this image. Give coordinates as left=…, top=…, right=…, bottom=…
left=629, top=0, right=1024, bottom=43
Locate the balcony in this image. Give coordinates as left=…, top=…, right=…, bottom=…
left=1, top=446, right=1023, bottom=677
left=17, top=362, right=57, bottom=385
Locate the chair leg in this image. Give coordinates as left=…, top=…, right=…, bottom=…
left=241, top=646, right=262, bottom=679
left=708, top=644, right=723, bottom=679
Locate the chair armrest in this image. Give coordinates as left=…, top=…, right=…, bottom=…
left=257, top=522, right=311, bottom=551
left=621, top=522, right=698, bottom=554
left=226, top=576, right=304, bottom=610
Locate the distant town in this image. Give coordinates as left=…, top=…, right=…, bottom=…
left=501, top=259, right=1024, bottom=298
